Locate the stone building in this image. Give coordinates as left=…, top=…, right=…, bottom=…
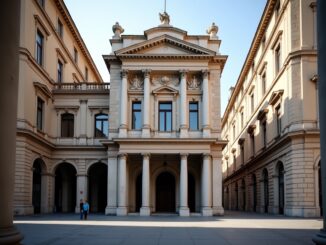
left=14, top=0, right=227, bottom=216
left=221, top=0, right=319, bottom=217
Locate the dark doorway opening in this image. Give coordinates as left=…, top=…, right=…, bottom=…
left=241, top=179, right=246, bottom=211
left=88, top=162, right=107, bottom=213
left=263, top=168, right=269, bottom=213
left=235, top=183, right=238, bottom=210
left=252, top=174, right=257, bottom=212
left=32, top=159, right=43, bottom=214
left=319, top=161, right=322, bottom=216
left=188, top=173, right=196, bottom=212
left=278, top=162, right=284, bottom=215
left=136, top=173, right=142, bottom=212
left=156, top=172, right=175, bottom=212
left=55, top=163, right=76, bottom=213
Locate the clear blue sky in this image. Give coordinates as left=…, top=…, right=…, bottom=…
left=64, top=0, right=267, bottom=114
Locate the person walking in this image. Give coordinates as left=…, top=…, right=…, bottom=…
left=79, top=199, right=84, bottom=220
left=83, top=200, right=89, bottom=220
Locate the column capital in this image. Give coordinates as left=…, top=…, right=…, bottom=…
left=121, top=69, right=129, bottom=78
left=142, top=153, right=151, bottom=158
left=203, top=153, right=211, bottom=159
left=118, top=153, right=128, bottom=160
left=179, top=70, right=188, bottom=78
left=180, top=153, right=189, bottom=159
left=142, top=69, right=151, bottom=78
left=202, top=69, right=209, bottom=78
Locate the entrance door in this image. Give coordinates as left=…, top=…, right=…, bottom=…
left=278, top=163, right=284, bottom=214
left=32, top=159, right=42, bottom=214
left=136, top=174, right=142, bottom=212
left=88, top=162, right=107, bottom=213
left=188, top=173, right=196, bottom=212
left=156, top=172, right=175, bottom=212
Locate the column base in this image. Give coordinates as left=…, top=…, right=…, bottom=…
left=142, top=128, right=151, bottom=138
left=202, top=128, right=211, bottom=138
left=201, top=207, right=213, bottom=216
left=140, top=207, right=151, bottom=216
left=212, top=206, right=224, bottom=215
left=179, top=207, right=190, bottom=216
left=313, top=229, right=326, bottom=245
left=0, top=226, right=23, bottom=245
left=119, top=128, right=127, bottom=138
left=116, top=207, right=128, bottom=216
left=105, top=206, right=117, bottom=215
left=179, top=128, right=188, bottom=138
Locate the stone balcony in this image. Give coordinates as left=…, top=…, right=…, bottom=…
left=52, top=82, right=110, bottom=94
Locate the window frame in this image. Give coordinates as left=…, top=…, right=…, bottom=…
left=74, top=47, right=78, bottom=64
left=189, top=101, right=199, bottom=130
left=57, top=18, right=63, bottom=38
left=85, top=67, right=88, bottom=82
left=132, top=101, right=142, bottom=130
left=57, top=59, right=63, bottom=83
left=276, top=105, right=282, bottom=136
left=36, top=30, right=44, bottom=66
left=61, top=113, right=74, bottom=138
left=158, top=101, right=172, bottom=131
left=94, top=113, right=108, bottom=138
left=36, top=97, right=44, bottom=131
left=275, top=44, right=281, bottom=75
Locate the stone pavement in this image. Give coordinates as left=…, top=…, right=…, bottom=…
left=14, top=211, right=322, bottom=245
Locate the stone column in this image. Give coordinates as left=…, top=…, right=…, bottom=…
left=201, top=154, right=213, bottom=216
left=140, top=153, right=150, bottom=216
left=202, top=70, right=211, bottom=137
left=0, top=0, right=23, bottom=243
left=179, top=154, right=190, bottom=216
left=212, top=157, right=224, bottom=215
left=79, top=99, right=88, bottom=144
left=119, top=70, right=128, bottom=137
left=179, top=70, right=188, bottom=138
left=106, top=152, right=118, bottom=215
left=117, top=154, right=127, bottom=216
left=76, top=174, right=87, bottom=213
left=142, top=70, right=151, bottom=138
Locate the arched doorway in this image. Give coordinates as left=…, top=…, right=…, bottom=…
left=32, top=159, right=44, bottom=214
left=188, top=173, right=196, bottom=212
left=252, top=174, right=257, bottom=212
left=262, top=168, right=269, bottom=213
left=225, top=186, right=229, bottom=210
left=135, top=173, right=142, bottom=212
left=318, top=161, right=322, bottom=216
left=278, top=162, right=285, bottom=214
left=88, top=162, right=107, bottom=213
left=241, top=179, right=246, bottom=211
left=55, top=162, right=76, bottom=213
left=156, top=172, right=175, bottom=212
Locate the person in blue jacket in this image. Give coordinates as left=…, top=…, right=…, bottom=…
left=83, top=200, right=89, bottom=220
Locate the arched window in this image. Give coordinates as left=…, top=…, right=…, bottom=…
left=95, top=113, right=108, bottom=137
left=61, top=113, right=74, bottom=137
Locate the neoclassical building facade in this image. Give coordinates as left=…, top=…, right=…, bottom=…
left=221, top=0, right=319, bottom=217
left=14, top=0, right=227, bottom=216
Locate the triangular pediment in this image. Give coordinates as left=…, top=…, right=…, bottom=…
left=152, top=86, right=179, bottom=95
left=116, top=34, right=215, bottom=56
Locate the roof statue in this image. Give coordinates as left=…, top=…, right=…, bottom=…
left=207, top=22, right=218, bottom=39
left=112, top=22, right=124, bottom=39
left=159, top=11, right=170, bottom=26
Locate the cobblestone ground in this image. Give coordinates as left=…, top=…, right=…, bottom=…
left=14, top=211, right=322, bottom=245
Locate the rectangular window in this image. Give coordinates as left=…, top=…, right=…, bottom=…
left=159, top=102, right=172, bottom=131
left=232, top=124, right=236, bottom=141
left=36, top=30, right=44, bottom=66
left=262, top=36, right=266, bottom=51
left=240, top=112, right=244, bottom=129
left=95, top=114, right=108, bottom=137
left=61, top=113, right=74, bottom=138
left=251, top=93, right=255, bottom=114
left=250, top=133, right=255, bottom=156
left=189, top=102, right=199, bottom=130
left=38, top=0, right=45, bottom=7
left=36, top=97, right=44, bottom=131
left=57, top=19, right=63, bottom=38
left=57, top=60, right=63, bottom=83
left=85, top=67, right=88, bottom=82
left=241, top=144, right=245, bottom=166
left=132, top=101, right=142, bottom=130
left=275, top=45, right=281, bottom=75
left=262, top=72, right=266, bottom=95
left=276, top=105, right=281, bottom=136
left=262, top=121, right=267, bottom=147
left=233, top=154, right=236, bottom=172
left=74, top=47, right=78, bottom=64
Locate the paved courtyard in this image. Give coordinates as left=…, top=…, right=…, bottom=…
left=14, top=211, right=322, bottom=245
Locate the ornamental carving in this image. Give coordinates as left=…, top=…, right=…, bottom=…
left=129, top=75, right=143, bottom=90
left=151, top=75, right=179, bottom=86
left=187, top=75, right=201, bottom=90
